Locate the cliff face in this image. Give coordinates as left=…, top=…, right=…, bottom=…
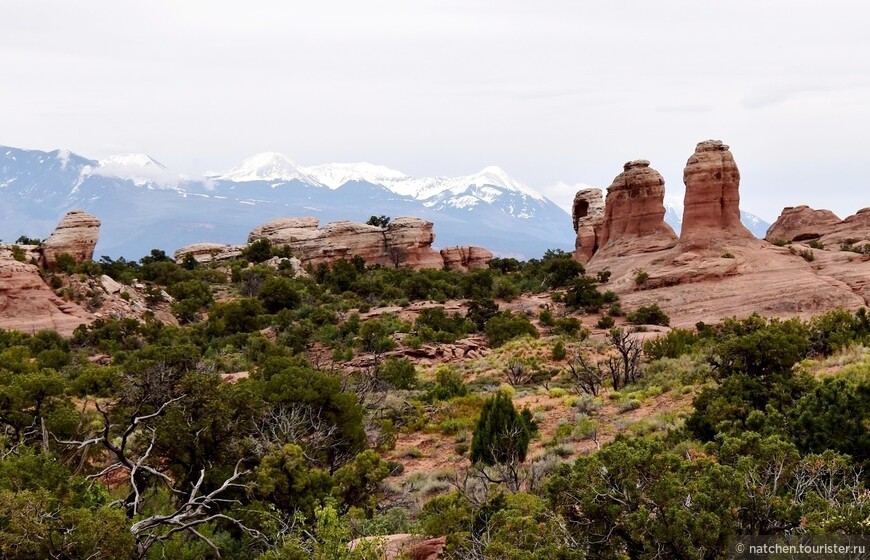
left=179, top=216, right=492, bottom=271
left=0, top=257, right=92, bottom=336
left=591, top=160, right=678, bottom=260
left=680, top=140, right=753, bottom=249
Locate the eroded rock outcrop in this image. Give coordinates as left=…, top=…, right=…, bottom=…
left=238, top=216, right=491, bottom=270
left=440, top=246, right=493, bottom=271
left=680, top=140, right=753, bottom=248
left=571, top=188, right=605, bottom=262
left=819, top=208, right=870, bottom=247
left=174, top=243, right=244, bottom=264
left=0, top=258, right=92, bottom=336
left=580, top=139, right=870, bottom=327
left=247, top=217, right=321, bottom=244
left=348, top=534, right=446, bottom=560
left=41, top=210, right=101, bottom=267
left=766, top=205, right=843, bottom=242
left=593, top=160, right=678, bottom=258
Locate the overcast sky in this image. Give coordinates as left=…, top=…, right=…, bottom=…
left=2, top=1, right=869, bottom=221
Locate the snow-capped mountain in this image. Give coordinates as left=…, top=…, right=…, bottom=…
left=0, top=146, right=574, bottom=259
left=213, top=152, right=318, bottom=185
left=305, top=162, right=409, bottom=190
left=88, top=153, right=181, bottom=188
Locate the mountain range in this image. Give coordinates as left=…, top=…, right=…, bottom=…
left=0, top=145, right=769, bottom=260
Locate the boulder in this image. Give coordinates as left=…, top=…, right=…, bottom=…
left=765, top=205, right=842, bottom=243
left=593, top=160, right=678, bottom=259
left=439, top=246, right=494, bottom=271
left=680, top=140, right=753, bottom=248
left=571, top=188, right=605, bottom=262
left=41, top=210, right=100, bottom=267
left=348, top=534, right=446, bottom=560
left=0, top=258, right=92, bottom=336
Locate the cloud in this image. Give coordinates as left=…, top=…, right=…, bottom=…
left=538, top=181, right=597, bottom=214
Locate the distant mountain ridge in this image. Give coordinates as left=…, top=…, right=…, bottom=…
left=0, top=146, right=572, bottom=259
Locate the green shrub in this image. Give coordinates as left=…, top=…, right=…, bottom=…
left=425, top=366, right=468, bottom=402
left=626, top=304, right=670, bottom=326
left=243, top=238, right=273, bottom=263
left=470, top=391, right=536, bottom=465
left=633, top=269, right=649, bottom=286
left=379, top=357, right=418, bottom=390
left=644, top=328, right=700, bottom=359
left=597, top=316, right=615, bottom=329
left=485, top=311, right=538, bottom=347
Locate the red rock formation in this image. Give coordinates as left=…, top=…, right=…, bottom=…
left=680, top=140, right=753, bottom=248
left=0, top=258, right=92, bottom=336
left=41, top=210, right=101, bottom=267
left=382, top=217, right=444, bottom=270
left=818, top=207, right=870, bottom=247
left=174, top=243, right=244, bottom=263
left=571, top=188, right=605, bottom=262
left=593, top=160, right=678, bottom=259
left=246, top=216, right=468, bottom=270
left=247, top=217, right=320, bottom=244
left=766, top=205, right=842, bottom=242
left=440, top=246, right=493, bottom=271
left=348, top=534, right=446, bottom=560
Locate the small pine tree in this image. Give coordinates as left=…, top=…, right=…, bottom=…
left=470, top=391, right=536, bottom=466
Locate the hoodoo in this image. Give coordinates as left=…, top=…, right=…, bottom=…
left=41, top=210, right=101, bottom=267
left=593, top=160, right=678, bottom=259
left=680, top=140, right=753, bottom=248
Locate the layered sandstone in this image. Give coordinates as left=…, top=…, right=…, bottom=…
left=680, top=140, right=753, bottom=248
left=348, top=534, right=446, bottom=560
left=41, top=210, right=101, bottom=267
left=571, top=188, right=605, bottom=262
left=440, top=246, right=494, bottom=271
left=0, top=258, right=92, bottom=336
left=765, top=206, right=842, bottom=243
left=247, top=217, right=321, bottom=244
left=593, top=160, right=677, bottom=259
left=174, top=243, right=244, bottom=263
left=243, top=216, right=488, bottom=270
left=820, top=208, right=870, bottom=247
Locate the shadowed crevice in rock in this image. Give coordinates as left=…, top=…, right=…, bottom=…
left=571, top=188, right=604, bottom=263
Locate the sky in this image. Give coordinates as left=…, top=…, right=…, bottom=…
left=2, top=1, right=870, bottom=221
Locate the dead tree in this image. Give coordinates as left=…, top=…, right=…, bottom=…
left=565, top=352, right=606, bottom=396
left=605, top=328, right=642, bottom=390
left=59, top=395, right=266, bottom=558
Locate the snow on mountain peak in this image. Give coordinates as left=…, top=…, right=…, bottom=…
left=99, top=153, right=166, bottom=169
left=216, top=152, right=311, bottom=183
left=90, top=153, right=179, bottom=188
left=305, top=162, right=408, bottom=189
left=459, top=166, right=544, bottom=201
